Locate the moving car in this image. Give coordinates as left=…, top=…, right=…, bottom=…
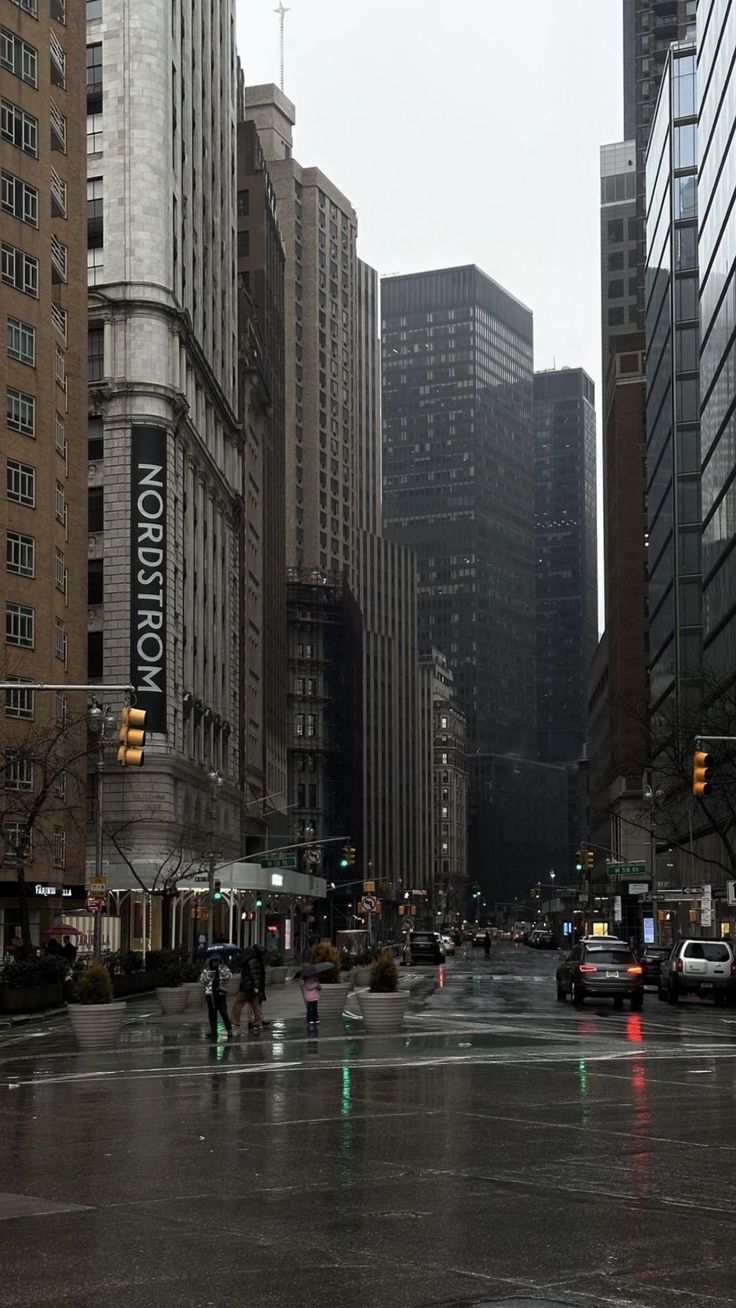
left=441, top=935, right=456, bottom=955
left=556, top=941, right=644, bottom=1008
left=409, top=931, right=445, bottom=965
left=529, top=929, right=557, bottom=949
left=473, top=929, right=491, bottom=946
left=638, top=944, right=671, bottom=987
left=658, top=939, right=736, bottom=1006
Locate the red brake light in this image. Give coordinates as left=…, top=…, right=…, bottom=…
left=676, top=958, right=683, bottom=972
left=627, top=965, right=643, bottom=975
left=579, top=963, right=598, bottom=973
left=731, top=961, right=736, bottom=976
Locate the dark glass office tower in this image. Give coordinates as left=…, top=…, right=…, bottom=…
left=381, top=265, right=535, bottom=755
left=534, top=369, right=598, bottom=764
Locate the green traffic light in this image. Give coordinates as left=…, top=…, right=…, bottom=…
left=340, top=858, right=349, bottom=868
left=255, top=898, right=263, bottom=908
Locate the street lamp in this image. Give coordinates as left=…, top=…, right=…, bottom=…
left=207, top=769, right=223, bottom=947
left=87, top=700, right=116, bottom=961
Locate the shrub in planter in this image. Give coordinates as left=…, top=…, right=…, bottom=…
left=68, top=963, right=125, bottom=1048
left=77, top=963, right=114, bottom=1004
left=369, top=949, right=400, bottom=993
left=309, top=941, right=341, bottom=982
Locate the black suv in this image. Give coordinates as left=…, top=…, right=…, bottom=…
left=409, top=931, right=445, bottom=965
left=556, top=941, right=644, bottom=1009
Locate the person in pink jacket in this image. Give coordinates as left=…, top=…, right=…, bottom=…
left=300, top=973, right=321, bottom=1027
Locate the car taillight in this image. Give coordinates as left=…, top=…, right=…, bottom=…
left=627, top=965, right=643, bottom=975
left=731, top=961, right=736, bottom=976
left=579, top=963, right=598, bottom=973
left=676, top=958, right=683, bottom=973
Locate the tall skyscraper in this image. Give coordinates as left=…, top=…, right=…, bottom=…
left=235, top=111, right=288, bottom=847
left=1, top=0, right=88, bottom=943
left=600, top=140, right=638, bottom=366
left=242, top=85, right=359, bottom=586
left=85, top=0, right=244, bottom=933
left=382, top=265, right=536, bottom=755
left=645, top=41, right=700, bottom=744
left=534, top=368, right=597, bottom=765
left=699, top=1, right=736, bottom=700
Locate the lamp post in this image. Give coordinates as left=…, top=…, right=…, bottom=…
left=87, top=700, right=116, bottom=961
left=206, top=769, right=223, bottom=947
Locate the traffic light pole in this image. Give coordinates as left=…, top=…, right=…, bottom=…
left=93, top=732, right=105, bottom=963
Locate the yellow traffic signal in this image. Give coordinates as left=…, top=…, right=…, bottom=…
left=585, top=850, right=594, bottom=872
left=118, top=706, right=146, bottom=766
left=347, top=846, right=356, bottom=866
left=693, top=749, right=712, bottom=798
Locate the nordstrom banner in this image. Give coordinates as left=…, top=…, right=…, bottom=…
left=130, top=426, right=167, bottom=734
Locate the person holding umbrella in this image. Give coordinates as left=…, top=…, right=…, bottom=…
left=200, top=952, right=234, bottom=1041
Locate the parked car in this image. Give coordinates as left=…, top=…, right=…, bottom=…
left=637, top=945, right=671, bottom=987
left=556, top=941, right=644, bottom=1008
left=659, top=939, right=736, bottom=1006
left=529, top=929, right=557, bottom=950
left=409, top=931, right=445, bottom=965
left=441, top=935, right=456, bottom=955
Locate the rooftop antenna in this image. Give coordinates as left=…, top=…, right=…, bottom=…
left=274, top=2, right=290, bottom=91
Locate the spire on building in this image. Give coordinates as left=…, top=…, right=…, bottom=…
left=274, top=2, right=290, bottom=91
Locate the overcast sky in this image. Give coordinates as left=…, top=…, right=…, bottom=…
left=235, top=0, right=623, bottom=623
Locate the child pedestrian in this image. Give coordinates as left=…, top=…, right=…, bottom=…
left=200, top=955, right=234, bottom=1041
left=300, top=972, right=321, bottom=1028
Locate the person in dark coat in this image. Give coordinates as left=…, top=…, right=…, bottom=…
left=61, top=935, right=77, bottom=964
left=483, top=931, right=492, bottom=957
left=232, top=944, right=267, bottom=1033
left=200, top=956, right=233, bottom=1041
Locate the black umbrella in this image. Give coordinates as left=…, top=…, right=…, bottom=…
left=195, top=943, right=240, bottom=960
left=290, top=961, right=334, bottom=979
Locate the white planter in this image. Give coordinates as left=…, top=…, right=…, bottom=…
left=317, top=982, right=351, bottom=1018
left=353, top=966, right=372, bottom=987
left=183, top=982, right=203, bottom=1010
left=67, top=1002, right=126, bottom=1049
left=357, top=991, right=409, bottom=1034
left=156, top=987, right=187, bottom=1015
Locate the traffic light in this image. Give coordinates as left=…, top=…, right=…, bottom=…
left=347, top=846, right=356, bottom=866
left=117, top=706, right=146, bottom=766
left=693, top=749, right=712, bottom=798
left=585, top=850, right=594, bottom=873
left=213, top=880, right=222, bottom=901
left=255, top=897, right=263, bottom=909
left=340, top=846, right=350, bottom=869
left=575, top=850, right=583, bottom=873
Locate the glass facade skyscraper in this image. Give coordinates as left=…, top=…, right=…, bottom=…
left=699, top=1, right=736, bottom=691
left=645, top=41, right=701, bottom=732
left=381, top=266, right=535, bottom=755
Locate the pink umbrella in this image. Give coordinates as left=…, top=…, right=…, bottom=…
left=41, top=924, right=80, bottom=937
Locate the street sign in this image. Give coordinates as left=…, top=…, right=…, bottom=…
left=261, top=855, right=297, bottom=870
left=628, top=882, right=649, bottom=895
left=363, top=880, right=376, bottom=894
left=86, top=895, right=105, bottom=913
left=88, top=876, right=106, bottom=895
left=608, top=862, right=647, bottom=880
left=360, top=895, right=377, bottom=913
left=306, top=848, right=322, bottom=866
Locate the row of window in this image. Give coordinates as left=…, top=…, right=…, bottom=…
left=6, top=386, right=67, bottom=440
left=4, top=531, right=67, bottom=590
left=2, top=809, right=66, bottom=867
left=8, top=0, right=67, bottom=22
left=6, top=602, right=66, bottom=659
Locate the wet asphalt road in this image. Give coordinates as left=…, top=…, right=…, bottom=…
left=3, top=944, right=736, bottom=1308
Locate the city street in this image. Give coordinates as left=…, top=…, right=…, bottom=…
left=3, top=945, right=736, bottom=1307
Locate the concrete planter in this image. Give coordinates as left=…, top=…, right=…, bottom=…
left=317, top=981, right=351, bottom=1018
left=156, top=987, right=187, bottom=1015
left=353, top=966, right=372, bottom=988
left=357, top=990, right=409, bottom=1034
left=0, top=982, right=64, bottom=1015
left=67, top=1002, right=126, bottom=1049
left=266, top=966, right=287, bottom=986
left=182, top=982, right=203, bottom=1010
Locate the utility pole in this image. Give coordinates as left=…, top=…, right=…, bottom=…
left=87, top=702, right=117, bottom=961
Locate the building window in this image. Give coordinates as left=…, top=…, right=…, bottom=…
left=88, top=558, right=103, bottom=605
left=6, top=317, right=34, bottom=365
left=88, top=417, right=103, bottom=460
left=1, top=99, right=37, bottom=156
left=237, top=189, right=249, bottom=216
left=54, top=344, right=66, bottom=390
left=6, top=460, right=34, bottom=506
left=1, top=29, right=38, bottom=86
left=86, top=43, right=102, bottom=113
left=53, top=771, right=65, bottom=800
left=6, top=602, right=34, bottom=648
left=4, top=751, right=33, bottom=790
left=54, top=617, right=66, bottom=663
left=55, top=481, right=65, bottom=525
left=1, top=169, right=38, bottom=226
left=87, top=175, right=103, bottom=250
left=1, top=242, right=38, bottom=296
left=51, top=303, right=67, bottom=344
left=6, top=530, right=34, bottom=577
left=87, top=630, right=103, bottom=679
left=7, top=387, right=35, bottom=436
left=306, top=714, right=316, bottom=737
left=88, top=325, right=103, bottom=380
left=49, top=29, right=65, bottom=86
left=50, top=165, right=66, bottom=218
left=52, top=826, right=66, bottom=868
left=295, top=712, right=304, bottom=737
left=9, top=0, right=38, bottom=14
left=55, top=548, right=65, bottom=592
left=51, top=234, right=67, bottom=284
left=237, top=230, right=249, bottom=258
left=440, top=715, right=448, bottom=730
left=87, top=113, right=102, bottom=154
left=88, top=485, right=103, bottom=532
left=87, top=0, right=102, bottom=18
left=50, top=100, right=66, bottom=152
left=5, top=678, right=33, bottom=720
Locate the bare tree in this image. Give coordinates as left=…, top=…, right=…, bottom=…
left=0, top=695, right=90, bottom=953
left=104, top=813, right=214, bottom=946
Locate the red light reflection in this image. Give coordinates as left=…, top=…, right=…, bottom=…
left=438, top=964, right=446, bottom=988
left=626, top=1013, right=643, bottom=1044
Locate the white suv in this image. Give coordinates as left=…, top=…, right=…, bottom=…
left=659, top=939, right=736, bottom=1007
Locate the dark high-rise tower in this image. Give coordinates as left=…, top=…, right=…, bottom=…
left=381, top=265, right=535, bottom=755
left=534, top=369, right=597, bottom=764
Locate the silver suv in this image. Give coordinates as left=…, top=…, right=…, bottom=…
left=659, top=939, right=736, bottom=1007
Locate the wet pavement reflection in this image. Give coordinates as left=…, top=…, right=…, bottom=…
left=3, top=944, right=736, bottom=1306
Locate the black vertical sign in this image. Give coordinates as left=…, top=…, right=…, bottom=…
left=130, top=427, right=167, bottom=734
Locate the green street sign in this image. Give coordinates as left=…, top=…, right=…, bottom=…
left=608, top=862, right=647, bottom=880
left=261, top=855, right=297, bottom=870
